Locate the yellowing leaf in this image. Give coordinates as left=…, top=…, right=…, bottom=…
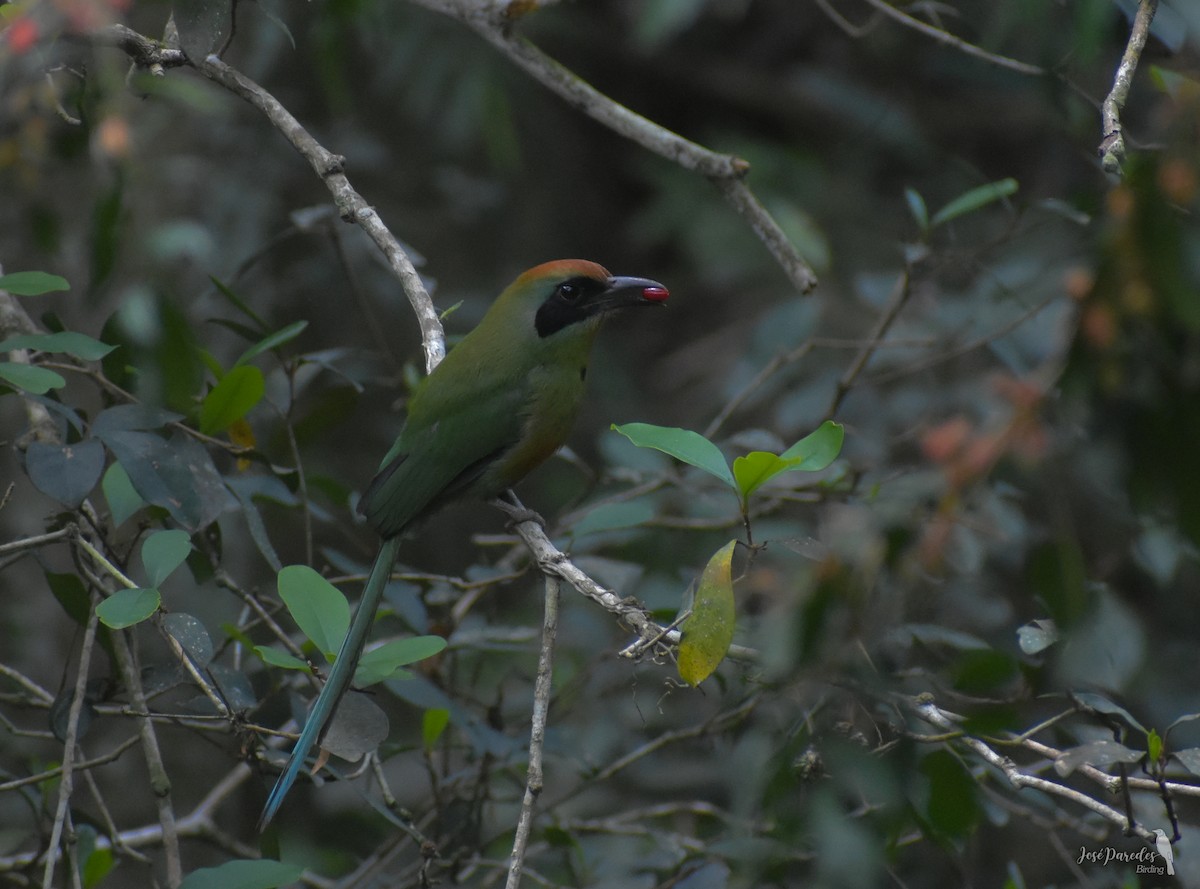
left=228, top=417, right=256, bottom=471
left=678, top=539, right=737, bottom=686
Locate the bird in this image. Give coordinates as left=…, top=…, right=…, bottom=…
left=1154, top=828, right=1175, bottom=875
left=258, top=259, right=668, bottom=828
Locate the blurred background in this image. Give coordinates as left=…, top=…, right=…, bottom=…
left=3, top=0, right=1200, bottom=886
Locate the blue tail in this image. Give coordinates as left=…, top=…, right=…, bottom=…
left=258, top=537, right=401, bottom=830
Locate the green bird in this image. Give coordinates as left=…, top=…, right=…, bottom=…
left=259, top=259, right=668, bottom=827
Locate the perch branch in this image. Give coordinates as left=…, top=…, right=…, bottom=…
left=1099, top=0, right=1159, bottom=174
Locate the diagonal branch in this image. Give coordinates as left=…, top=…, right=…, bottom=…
left=1099, top=0, right=1159, bottom=174
left=188, top=51, right=446, bottom=372
left=857, top=0, right=1045, bottom=76
left=407, top=0, right=818, bottom=294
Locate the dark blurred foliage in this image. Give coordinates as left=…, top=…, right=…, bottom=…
left=3, top=0, right=1200, bottom=887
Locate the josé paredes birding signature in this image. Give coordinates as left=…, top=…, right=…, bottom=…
left=259, top=259, right=669, bottom=827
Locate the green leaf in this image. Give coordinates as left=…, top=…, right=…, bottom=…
left=930, top=178, right=1019, bottom=228
left=611, top=423, right=734, bottom=487
left=0, top=331, right=115, bottom=360
left=177, top=858, right=304, bottom=889
left=102, top=461, right=144, bottom=526
left=678, top=539, right=737, bottom=686
left=423, top=708, right=450, bottom=750
left=779, top=420, right=844, bottom=469
left=320, top=690, right=389, bottom=761
left=92, top=404, right=185, bottom=436
left=253, top=645, right=310, bottom=671
left=163, top=613, right=213, bottom=667
left=1174, top=747, right=1200, bottom=776
left=199, top=364, right=265, bottom=434
left=277, top=565, right=350, bottom=659
left=79, top=828, right=114, bottom=888
left=1070, top=691, right=1147, bottom=733
left=354, top=635, right=447, bottom=687
left=1053, top=739, right=1144, bottom=776
left=0, top=271, right=70, bottom=295
left=0, top=361, right=66, bottom=394
left=904, top=187, right=929, bottom=233
left=920, top=749, right=979, bottom=838
left=102, top=430, right=229, bottom=532
left=1148, top=728, right=1163, bottom=765
left=210, top=275, right=268, bottom=330
left=732, top=451, right=800, bottom=503
left=96, top=587, right=161, bottom=629
left=25, top=440, right=106, bottom=507
left=141, top=529, right=192, bottom=587
left=235, top=320, right=308, bottom=366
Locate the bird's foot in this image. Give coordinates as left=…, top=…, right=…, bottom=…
left=492, top=492, right=546, bottom=530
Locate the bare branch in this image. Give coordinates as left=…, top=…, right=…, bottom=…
left=506, top=574, right=559, bottom=889
left=824, top=265, right=913, bottom=420
left=109, top=623, right=183, bottom=886
left=911, top=699, right=1161, bottom=843
left=1100, top=0, right=1159, bottom=174
left=406, top=0, right=818, bottom=294
left=41, top=598, right=100, bottom=889
left=858, top=0, right=1045, bottom=76
left=180, top=49, right=445, bottom=371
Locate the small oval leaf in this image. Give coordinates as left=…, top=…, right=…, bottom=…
left=25, top=440, right=106, bottom=507
left=142, top=529, right=193, bottom=588
left=0, top=271, right=70, bottom=296
left=779, top=420, right=844, bottom=470
left=320, top=690, right=389, bottom=762
left=163, top=613, right=214, bottom=667
left=235, top=320, right=308, bottom=366
left=354, top=635, right=447, bottom=686
left=96, top=587, right=161, bottom=629
left=930, top=178, right=1019, bottom=228
left=423, top=708, right=451, bottom=750
left=199, top=364, right=265, bottom=435
left=254, top=645, right=310, bottom=671
left=612, top=423, right=734, bottom=487
left=102, top=461, right=145, bottom=526
left=0, top=331, right=115, bottom=360
left=277, top=565, right=350, bottom=659
left=0, top=361, right=66, bottom=394
left=678, top=539, right=737, bottom=686
left=177, top=858, right=304, bottom=889
left=732, top=451, right=796, bottom=502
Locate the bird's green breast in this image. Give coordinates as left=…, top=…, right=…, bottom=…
left=481, top=356, right=589, bottom=491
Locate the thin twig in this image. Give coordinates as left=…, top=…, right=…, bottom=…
left=859, top=0, right=1045, bottom=76
left=407, top=0, right=818, bottom=294
left=505, top=574, right=560, bottom=889
left=0, top=525, right=75, bottom=557
left=824, top=265, right=912, bottom=420
left=109, top=623, right=183, bottom=886
left=1099, top=0, right=1159, bottom=174
left=41, top=598, right=100, bottom=889
left=0, top=736, right=140, bottom=792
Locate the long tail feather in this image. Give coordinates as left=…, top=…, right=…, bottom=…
left=258, top=536, right=401, bottom=830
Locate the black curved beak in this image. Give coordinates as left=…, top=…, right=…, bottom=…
left=599, top=276, right=670, bottom=311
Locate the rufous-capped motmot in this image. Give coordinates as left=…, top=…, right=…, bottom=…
left=259, top=259, right=668, bottom=827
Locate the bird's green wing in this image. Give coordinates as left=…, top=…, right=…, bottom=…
left=358, top=381, right=527, bottom=538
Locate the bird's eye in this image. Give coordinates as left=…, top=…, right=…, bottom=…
left=556, top=283, right=580, bottom=302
